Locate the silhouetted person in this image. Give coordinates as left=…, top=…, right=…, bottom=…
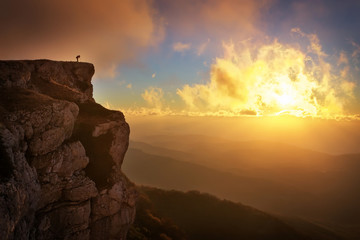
left=76, top=55, right=80, bottom=62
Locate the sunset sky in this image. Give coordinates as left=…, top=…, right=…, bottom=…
left=1, top=0, right=360, bottom=119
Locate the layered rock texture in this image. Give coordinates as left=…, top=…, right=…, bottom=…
left=0, top=60, right=136, bottom=240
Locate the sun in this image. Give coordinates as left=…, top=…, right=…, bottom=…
left=276, top=93, right=294, bottom=106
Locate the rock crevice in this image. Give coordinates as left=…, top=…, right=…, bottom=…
left=0, top=60, right=136, bottom=240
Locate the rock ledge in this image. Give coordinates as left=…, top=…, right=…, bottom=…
left=0, top=60, right=136, bottom=240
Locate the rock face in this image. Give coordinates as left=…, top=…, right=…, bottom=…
left=0, top=60, right=136, bottom=239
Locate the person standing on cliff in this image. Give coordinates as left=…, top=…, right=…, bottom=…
left=76, top=55, right=80, bottom=62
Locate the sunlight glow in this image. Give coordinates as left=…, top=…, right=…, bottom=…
left=176, top=30, right=356, bottom=119
left=276, top=93, right=294, bottom=106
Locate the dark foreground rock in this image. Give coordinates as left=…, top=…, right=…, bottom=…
left=0, top=60, right=136, bottom=240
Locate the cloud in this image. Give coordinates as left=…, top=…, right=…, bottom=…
left=173, top=42, right=191, bottom=52
left=197, top=39, right=210, bottom=56
left=121, top=107, right=174, bottom=116
left=116, top=80, right=132, bottom=89
left=291, top=28, right=327, bottom=57
left=155, top=0, right=271, bottom=43
left=338, top=51, right=349, bottom=65
left=0, top=0, right=164, bottom=78
left=152, top=73, right=156, bottom=78
left=117, top=80, right=126, bottom=86
left=142, top=87, right=164, bottom=108
left=136, top=87, right=174, bottom=116
left=176, top=31, right=356, bottom=118
left=352, top=41, right=360, bottom=58
left=104, top=101, right=113, bottom=110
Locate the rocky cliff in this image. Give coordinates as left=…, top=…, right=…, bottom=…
left=0, top=60, right=136, bottom=240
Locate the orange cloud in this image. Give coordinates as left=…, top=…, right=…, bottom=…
left=177, top=31, right=357, bottom=119
left=0, top=0, right=164, bottom=78
left=142, top=87, right=164, bottom=108
left=197, top=39, right=211, bottom=56
left=172, top=42, right=191, bottom=52
left=156, top=0, right=271, bottom=42
left=352, top=41, right=360, bottom=58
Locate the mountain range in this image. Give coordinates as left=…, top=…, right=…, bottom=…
left=122, top=135, right=360, bottom=239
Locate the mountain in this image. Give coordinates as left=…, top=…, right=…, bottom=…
left=123, top=139, right=360, bottom=238
left=0, top=60, right=135, bottom=239
left=123, top=148, right=316, bottom=215
left=131, top=134, right=357, bottom=175
left=128, top=186, right=343, bottom=240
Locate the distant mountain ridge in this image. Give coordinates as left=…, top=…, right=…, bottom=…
left=128, top=186, right=343, bottom=240
left=123, top=136, right=360, bottom=239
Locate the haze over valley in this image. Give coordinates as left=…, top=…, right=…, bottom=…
left=123, top=116, right=360, bottom=239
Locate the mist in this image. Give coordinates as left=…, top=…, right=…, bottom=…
left=127, top=115, right=360, bottom=154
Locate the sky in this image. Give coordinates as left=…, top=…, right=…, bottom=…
left=1, top=0, right=360, bottom=119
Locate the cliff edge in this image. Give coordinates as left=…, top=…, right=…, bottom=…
left=0, top=60, right=136, bottom=240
